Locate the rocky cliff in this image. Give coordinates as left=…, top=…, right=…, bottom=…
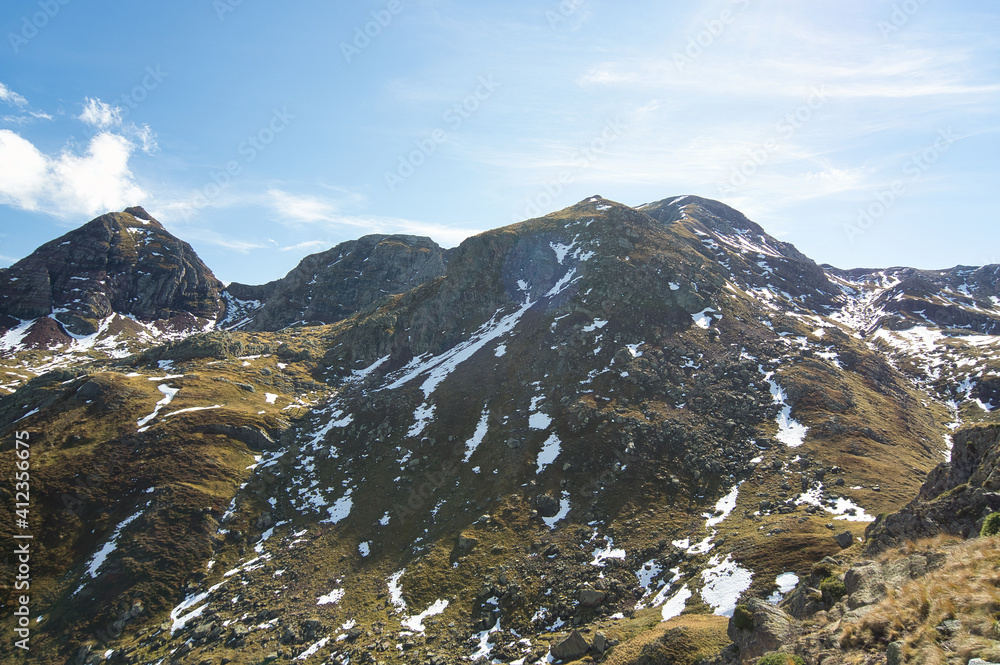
left=221, top=234, right=447, bottom=331
left=0, top=207, right=223, bottom=338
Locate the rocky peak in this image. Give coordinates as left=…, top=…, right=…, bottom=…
left=221, top=233, right=447, bottom=331
left=0, top=208, right=223, bottom=336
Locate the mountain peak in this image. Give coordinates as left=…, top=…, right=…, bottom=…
left=123, top=205, right=159, bottom=225
left=0, top=210, right=221, bottom=337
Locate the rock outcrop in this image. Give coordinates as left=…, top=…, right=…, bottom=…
left=0, top=207, right=223, bottom=336
left=865, top=424, right=1000, bottom=552
left=222, top=234, right=447, bottom=331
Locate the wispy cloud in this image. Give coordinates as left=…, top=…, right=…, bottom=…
left=266, top=189, right=345, bottom=225
left=263, top=188, right=482, bottom=246
left=163, top=225, right=268, bottom=253
left=75, top=96, right=158, bottom=154
left=271, top=239, right=332, bottom=253
left=78, top=97, right=123, bottom=129
left=0, top=82, right=28, bottom=108
left=0, top=83, right=53, bottom=125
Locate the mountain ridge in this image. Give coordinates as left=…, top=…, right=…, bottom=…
left=0, top=195, right=998, bottom=665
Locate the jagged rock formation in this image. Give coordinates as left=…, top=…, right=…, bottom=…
left=0, top=207, right=223, bottom=338
left=220, top=234, right=447, bottom=331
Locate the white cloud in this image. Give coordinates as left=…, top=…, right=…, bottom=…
left=274, top=239, right=332, bottom=253
left=264, top=188, right=482, bottom=247
left=0, top=129, right=147, bottom=219
left=75, top=98, right=157, bottom=154
left=133, top=123, right=158, bottom=154
left=266, top=189, right=342, bottom=224
left=78, top=97, right=123, bottom=129
left=0, top=82, right=28, bottom=108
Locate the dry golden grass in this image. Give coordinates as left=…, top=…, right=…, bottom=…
left=603, top=615, right=730, bottom=665
left=841, top=535, right=1000, bottom=662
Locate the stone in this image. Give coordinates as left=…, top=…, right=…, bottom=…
left=726, top=598, right=795, bottom=663
left=591, top=632, right=608, bottom=654
left=578, top=589, right=607, bottom=607
left=537, top=493, right=562, bottom=518
left=936, top=619, right=961, bottom=635
left=551, top=630, right=590, bottom=662
left=843, top=562, right=887, bottom=609
left=454, top=534, right=478, bottom=558
left=835, top=531, right=854, bottom=548
left=192, top=622, right=216, bottom=639
left=886, top=640, right=904, bottom=665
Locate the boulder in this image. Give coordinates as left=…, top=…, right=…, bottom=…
left=726, top=598, right=795, bottom=663
left=551, top=630, right=590, bottom=662
left=886, top=640, right=904, bottom=665
left=579, top=588, right=607, bottom=607
left=843, top=561, right=887, bottom=609
left=537, top=493, right=561, bottom=518
left=591, top=632, right=608, bottom=655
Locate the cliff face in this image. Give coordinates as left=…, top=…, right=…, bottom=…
left=0, top=207, right=223, bottom=336
left=221, top=234, right=447, bottom=331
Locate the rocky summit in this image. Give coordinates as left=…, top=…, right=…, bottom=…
left=1, top=196, right=998, bottom=665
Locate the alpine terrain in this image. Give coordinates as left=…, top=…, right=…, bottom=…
left=1, top=196, right=998, bottom=665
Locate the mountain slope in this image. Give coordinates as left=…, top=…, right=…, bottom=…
left=0, top=195, right=997, bottom=665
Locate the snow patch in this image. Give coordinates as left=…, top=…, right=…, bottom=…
left=661, top=585, right=692, bottom=621
left=536, top=434, right=561, bottom=474
left=463, top=409, right=490, bottom=462
left=136, top=384, right=180, bottom=429
left=767, top=572, right=800, bottom=604
left=317, top=589, right=345, bottom=605
left=401, top=599, right=449, bottom=632
left=704, top=482, right=742, bottom=528
left=543, top=492, right=571, bottom=528
left=700, top=554, right=753, bottom=617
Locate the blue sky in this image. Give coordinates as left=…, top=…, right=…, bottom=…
left=1, top=1, right=998, bottom=284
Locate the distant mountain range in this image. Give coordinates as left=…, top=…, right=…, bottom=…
left=1, top=196, right=997, bottom=665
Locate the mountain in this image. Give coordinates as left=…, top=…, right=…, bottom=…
left=0, top=207, right=223, bottom=337
left=220, top=234, right=447, bottom=332
left=0, top=195, right=998, bottom=665
left=0, top=207, right=224, bottom=386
